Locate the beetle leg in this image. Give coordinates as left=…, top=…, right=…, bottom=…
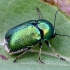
left=13, top=47, right=31, bottom=62
left=38, top=42, right=45, bottom=64
left=44, top=41, right=66, bottom=61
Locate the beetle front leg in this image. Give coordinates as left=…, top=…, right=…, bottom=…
left=13, top=47, right=31, bottom=62
left=38, top=42, right=45, bottom=64
left=44, top=41, right=66, bottom=61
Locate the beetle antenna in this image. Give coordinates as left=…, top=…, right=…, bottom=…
left=54, top=10, right=70, bottom=38
left=36, top=7, right=42, bottom=19
left=55, top=33, right=70, bottom=37
left=54, top=10, right=60, bottom=28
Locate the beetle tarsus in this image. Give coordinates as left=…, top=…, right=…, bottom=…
left=38, top=56, right=45, bottom=64
left=57, top=55, right=66, bottom=61
left=60, top=58, right=66, bottom=61
left=13, top=57, right=18, bottom=62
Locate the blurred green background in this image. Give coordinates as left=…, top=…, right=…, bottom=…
left=0, top=0, right=70, bottom=70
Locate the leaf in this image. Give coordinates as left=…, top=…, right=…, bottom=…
left=0, top=0, right=70, bottom=70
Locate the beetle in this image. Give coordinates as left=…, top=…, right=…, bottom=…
left=4, top=7, right=70, bottom=63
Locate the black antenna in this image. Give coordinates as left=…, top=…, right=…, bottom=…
left=36, top=7, right=42, bottom=19
left=55, top=33, right=70, bottom=37
left=54, top=10, right=60, bottom=28
left=54, top=10, right=70, bottom=37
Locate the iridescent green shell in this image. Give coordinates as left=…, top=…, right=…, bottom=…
left=5, top=20, right=41, bottom=51
left=5, top=19, right=55, bottom=52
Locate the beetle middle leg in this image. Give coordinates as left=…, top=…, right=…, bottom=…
left=13, top=47, right=31, bottom=62
left=44, top=41, right=66, bottom=61
left=38, top=42, right=45, bottom=64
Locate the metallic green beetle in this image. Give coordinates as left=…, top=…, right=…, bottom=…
left=4, top=8, right=69, bottom=63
